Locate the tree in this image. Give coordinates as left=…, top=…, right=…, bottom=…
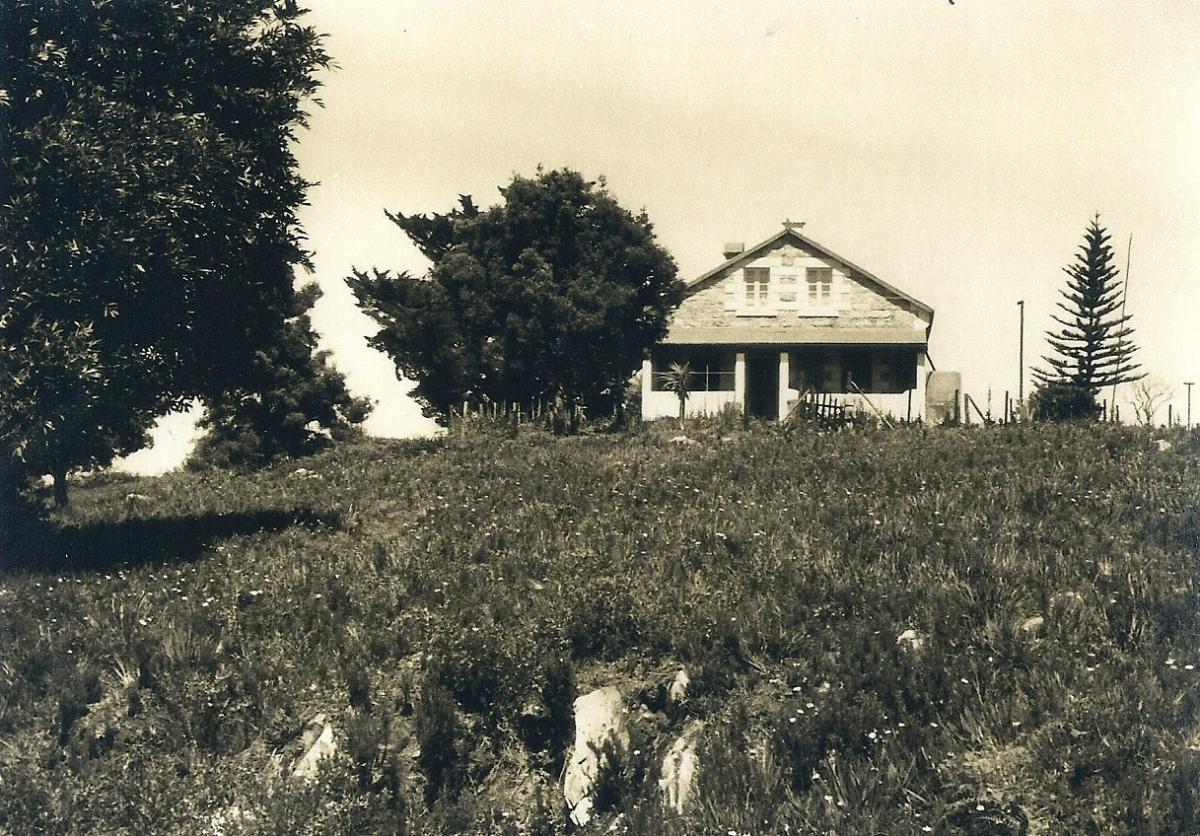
left=1129, top=377, right=1174, bottom=426
left=657, top=362, right=693, bottom=423
left=188, top=284, right=372, bottom=471
left=0, top=1, right=340, bottom=507
left=1031, top=214, right=1143, bottom=418
left=349, top=169, right=683, bottom=423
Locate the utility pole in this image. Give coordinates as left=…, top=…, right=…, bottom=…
left=1186, top=381, right=1194, bottom=428
left=1017, top=300, right=1025, bottom=407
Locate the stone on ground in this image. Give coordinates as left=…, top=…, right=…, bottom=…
left=563, top=686, right=629, bottom=826
left=291, top=713, right=336, bottom=780
left=668, top=668, right=690, bottom=704
left=659, top=720, right=703, bottom=814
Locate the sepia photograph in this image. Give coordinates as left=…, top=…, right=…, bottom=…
left=1, top=1, right=1198, bottom=833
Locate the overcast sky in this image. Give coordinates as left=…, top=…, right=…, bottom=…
left=119, top=0, right=1200, bottom=472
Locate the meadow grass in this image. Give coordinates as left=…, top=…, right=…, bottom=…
left=1, top=421, right=1197, bottom=834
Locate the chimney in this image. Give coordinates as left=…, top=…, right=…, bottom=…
left=723, top=242, right=744, bottom=260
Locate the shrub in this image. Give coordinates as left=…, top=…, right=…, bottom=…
left=414, top=680, right=464, bottom=804
left=1030, top=382, right=1100, bottom=421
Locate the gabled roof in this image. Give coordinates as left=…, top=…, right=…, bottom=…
left=688, top=225, right=935, bottom=320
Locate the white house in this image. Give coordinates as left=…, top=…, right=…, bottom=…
left=641, top=223, right=934, bottom=421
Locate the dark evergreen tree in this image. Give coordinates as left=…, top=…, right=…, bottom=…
left=189, top=284, right=372, bottom=471
left=349, top=169, right=683, bottom=422
left=0, top=1, right=345, bottom=508
left=1031, top=215, right=1143, bottom=419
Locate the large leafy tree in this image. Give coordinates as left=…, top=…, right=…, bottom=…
left=349, top=169, right=683, bottom=422
left=1031, top=215, right=1143, bottom=419
left=0, top=1, right=349, bottom=509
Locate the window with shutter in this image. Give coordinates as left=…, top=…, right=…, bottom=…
left=743, top=267, right=770, bottom=309
left=804, top=267, right=834, bottom=313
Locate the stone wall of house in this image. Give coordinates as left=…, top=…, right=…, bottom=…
left=670, top=239, right=928, bottom=331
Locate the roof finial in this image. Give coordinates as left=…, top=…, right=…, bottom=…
left=783, top=218, right=805, bottom=230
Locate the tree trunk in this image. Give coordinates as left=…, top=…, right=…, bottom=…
left=52, top=465, right=69, bottom=508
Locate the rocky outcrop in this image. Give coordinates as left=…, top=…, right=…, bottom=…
left=563, top=686, right=629, bottom=826
left=659, top=720, right=703, bottom=815
left=292, top=713, right=337, bottom=780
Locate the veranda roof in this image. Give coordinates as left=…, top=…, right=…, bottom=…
left=661, top=326, right=928, bottom=346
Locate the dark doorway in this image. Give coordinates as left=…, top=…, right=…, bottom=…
left=745, top=354, right=779, bottom=419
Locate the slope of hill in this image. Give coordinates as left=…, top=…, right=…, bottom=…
left=1, top=423, right=1197, bottom=834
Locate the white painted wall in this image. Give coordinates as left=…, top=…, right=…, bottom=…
left=642, top=389, right=740, bottom=420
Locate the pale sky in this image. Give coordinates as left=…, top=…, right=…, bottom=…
left=120, top=0, right=1200, bottom=472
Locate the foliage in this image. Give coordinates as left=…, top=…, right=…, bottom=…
left=1029, top=381, right=1102, bottom=422
left=656, top=362, right=692, bottom=423
left=1032, top=215, right=1143, bottom=412
left=349, top=168, right=683, bottom=422
left=188, top=284, right=371, bottom=471
left=0, top=1, right=332, bottom=504
left=0, top=425, right=1197, bottom=832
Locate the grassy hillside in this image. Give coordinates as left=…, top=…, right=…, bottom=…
left=1, top=422, right=1198, bottom=834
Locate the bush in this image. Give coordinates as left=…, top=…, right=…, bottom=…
left=1030, top=382, right=1100, bottom=421
left=414, top=680, right=464, bottom=804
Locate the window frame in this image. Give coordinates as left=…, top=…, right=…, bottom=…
left=800, top=266, right=837, bottom=317
left=740, top=266, right=775, bottom=316
left=651, top=351, right=736, bottom=392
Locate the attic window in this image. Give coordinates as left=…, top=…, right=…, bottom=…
left=744, top=267, right=770, bottom=306
left=806, top=267, right=832, bottom=306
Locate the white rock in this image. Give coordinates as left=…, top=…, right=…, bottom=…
left=897, top=629, right=925, bottom=651
left=208, top=805, right=256, bottom=836
left=669, top=435, right=697, bottom=445
left=291, top=713, right=336, bottom=780
left=563, top=686, right=628, bottom=826
left=1018, top=615, right=1045, bottom=635
left=1155, top=439, right=1172, bottom=452
left=124, top=493, right=151, bottom=503
left=668, top=669, right=690, bottom=704
left=659, top=721, right=703, bottom=814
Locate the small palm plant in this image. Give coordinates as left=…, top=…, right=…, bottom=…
left=657, top=362, right=692, bottom=424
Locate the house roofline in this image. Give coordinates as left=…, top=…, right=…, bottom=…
left=687, top=225, right=935, bottom=324
left=662, top=326, right=929, bottom=346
